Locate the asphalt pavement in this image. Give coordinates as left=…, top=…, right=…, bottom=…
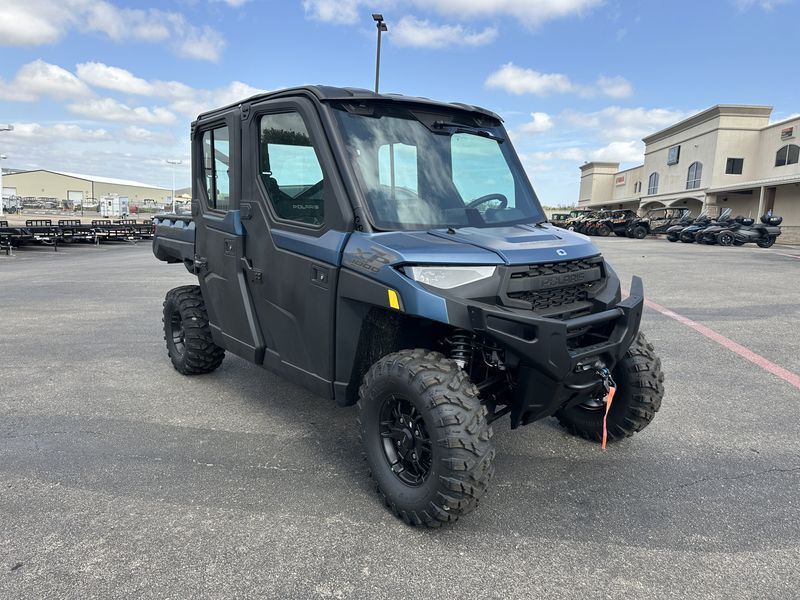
left=1, top=238, right=798, bottom=599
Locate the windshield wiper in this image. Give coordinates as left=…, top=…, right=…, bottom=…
left=431, top=121, right=505, bottom=142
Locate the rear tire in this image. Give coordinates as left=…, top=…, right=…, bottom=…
left=757, top=236, right=776, bottom=248
left=163, top=285, right=225, bottom=375
left=632, top=226, right=648, bottom=239
left=666, top=233, right=678, bottom=242
left=358, top=349, right=495, bottom=527
left=597, top=225, right=611, bottom=237
left=555, top=332, right=664, bottom=443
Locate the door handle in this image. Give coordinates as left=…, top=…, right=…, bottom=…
left=241, top=257, right=263, bottom=284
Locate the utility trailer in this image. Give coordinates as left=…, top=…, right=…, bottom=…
left=91, top=219, right=136, bottom=242
left=25, top=219, right=61, bottom=246
left=116, top=219, right=155, bottom=239
left=58, top=219, right=97, bottom=243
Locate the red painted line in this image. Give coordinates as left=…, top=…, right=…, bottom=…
left=642, top=297, right=800, bottom=391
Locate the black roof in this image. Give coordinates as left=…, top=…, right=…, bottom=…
left=195, top=85, right=502, bottom=122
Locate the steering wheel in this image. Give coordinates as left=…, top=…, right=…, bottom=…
left=466, top=193, right=508, bottom=210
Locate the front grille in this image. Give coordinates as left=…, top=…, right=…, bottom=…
left=510, top=258, right=598, bottom=279
left=503, top=257, right=604, bottom=316
left=508, top=285, right=591, bottom=311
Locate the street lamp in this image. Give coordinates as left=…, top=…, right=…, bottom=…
left=165, top=159, right=182, bottom=213
left=372, top=13, right=388, bottom=93
left=0, top=124, right=13, bottom=217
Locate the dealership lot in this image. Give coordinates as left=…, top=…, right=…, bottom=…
left=1, top=239, right=798, bottom=599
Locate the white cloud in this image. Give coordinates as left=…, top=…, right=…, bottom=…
left=121, top=126, right=176, bottom=145
left=302, top=0, right=361, bottom=24
left=391, top=16, right=497, bottom=48
left=486, top=64, right=573, bottom=96
left=212, top=0, right=251, bottom=6
left=68, top=98, right=176, bottom=125
left=0, top=3, right=64, bottom=45
left=516, top=112, right=554, bottom=136
left=0, top=60, right=93, bottom=102
left=736, top=0, right=787, bottom=10
left=593, top=75, right=634, bottom=99
left=6, top=122, right=112, bottom=142
left=486, top=63, right=634, bottom=98
left=562, top=106, right=694, bottom=140
left=76, top=62, right=156, bottom=95
left=165, top=81, right=267, bottom=117
left=0, top=1, right=226, bottom=61
left=302, top=0, right=602, bottom=27
left=74, top=61, right=266, bottom=117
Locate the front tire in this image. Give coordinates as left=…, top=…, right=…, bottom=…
left=632, top=226, right=648, bottom=239
left=358, top=349, right=495, bottom=527
left=163, top=285, right=225, bottom=375
left=555, top=332, right=664, bottom=443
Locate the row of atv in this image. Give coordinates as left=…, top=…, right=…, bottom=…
left=553, top=208, right=691, bottom=239
left=666, top=208, right=783, bottom=247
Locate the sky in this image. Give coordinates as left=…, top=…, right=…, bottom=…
left=1, top=0, right=798, bottom=205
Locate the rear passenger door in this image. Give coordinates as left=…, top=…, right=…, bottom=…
left=193, top=113, right=264, bottom=363
left=240, top=97, right=352, bottom=396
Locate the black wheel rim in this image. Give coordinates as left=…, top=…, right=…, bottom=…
left=378, top=395, right=432, bottom=487
left=169, top=310, right=186, bottom=356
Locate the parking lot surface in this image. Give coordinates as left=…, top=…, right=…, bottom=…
left=1, top=239, right=798, bottom=599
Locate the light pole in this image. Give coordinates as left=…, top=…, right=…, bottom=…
left=165, top=159, right=182, bottom=213
left=372, top=13, right=388, bottom=93
left=0, top=124, right=13, bottom=217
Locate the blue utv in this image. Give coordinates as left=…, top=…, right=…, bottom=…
left=152, top=86, right=664, bottom=527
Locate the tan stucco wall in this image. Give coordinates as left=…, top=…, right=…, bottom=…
left=4, top=171, right=90, bottom=199
left=2, top=170, right=168, bottom=204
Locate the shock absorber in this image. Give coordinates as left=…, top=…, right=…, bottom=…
left=448, top=329, right=474, bottom=370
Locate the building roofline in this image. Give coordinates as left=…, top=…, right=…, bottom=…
left=5, top=169, right=168, bottom=190
left=642, top=104, right=773, bottom=145
left=761, top=115, right=800, bottom=131
left=579, top=161, right=619, bottom=172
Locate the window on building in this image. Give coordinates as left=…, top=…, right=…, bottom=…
left=201, top=125, right=231, bottom=211
left=725, top=158, right=744, bottom=175
left=686, top=162, right=703, bottom=190
left=775, top=144, right=800, bottom=167
left=647, top=172, right=659, bottom=195
left=258, top=111, right=325, bottom=226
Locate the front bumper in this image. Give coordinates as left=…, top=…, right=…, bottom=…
left=450, top=276, right=644, bottom=428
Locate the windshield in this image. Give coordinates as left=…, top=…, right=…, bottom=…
left=331, top=104, right=545, bottom=230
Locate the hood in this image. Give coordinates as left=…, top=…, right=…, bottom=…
left=354, top=223, right=599, bottom=266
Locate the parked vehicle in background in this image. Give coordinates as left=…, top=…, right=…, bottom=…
left=629, top=207, right=692, bottom=239
left=549, top=213, right=571, bottom=227
left=715, top=214, right=782, bottom=248
left=674, top=212, right=713, bottom=243
left=605, top=210, right=639, bottom=237
left=694, top=208, right=734, bottom=243
left=557, top=209, right=593, bottom=230
left=151, top=85, right=664, bottom=528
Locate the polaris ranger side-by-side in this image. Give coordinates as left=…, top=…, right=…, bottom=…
left=152, top=86, right=664, bottom=527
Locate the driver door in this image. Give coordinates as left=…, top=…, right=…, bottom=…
left=239, top=98, right=352, bottom=397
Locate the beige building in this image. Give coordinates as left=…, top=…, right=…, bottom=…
left=2, top=169, right=170, bottom=207
left=579, top=105, right=800, bottom=243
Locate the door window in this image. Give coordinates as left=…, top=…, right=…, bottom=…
left=202, top=125, right=231, bottom=211
left=259, top=112, right=325, bottom=226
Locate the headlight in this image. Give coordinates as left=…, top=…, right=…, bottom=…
left=404, top=265, right=496, bottom=289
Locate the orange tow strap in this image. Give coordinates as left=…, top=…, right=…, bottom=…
left=601, top=386, right=616, bottom=450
